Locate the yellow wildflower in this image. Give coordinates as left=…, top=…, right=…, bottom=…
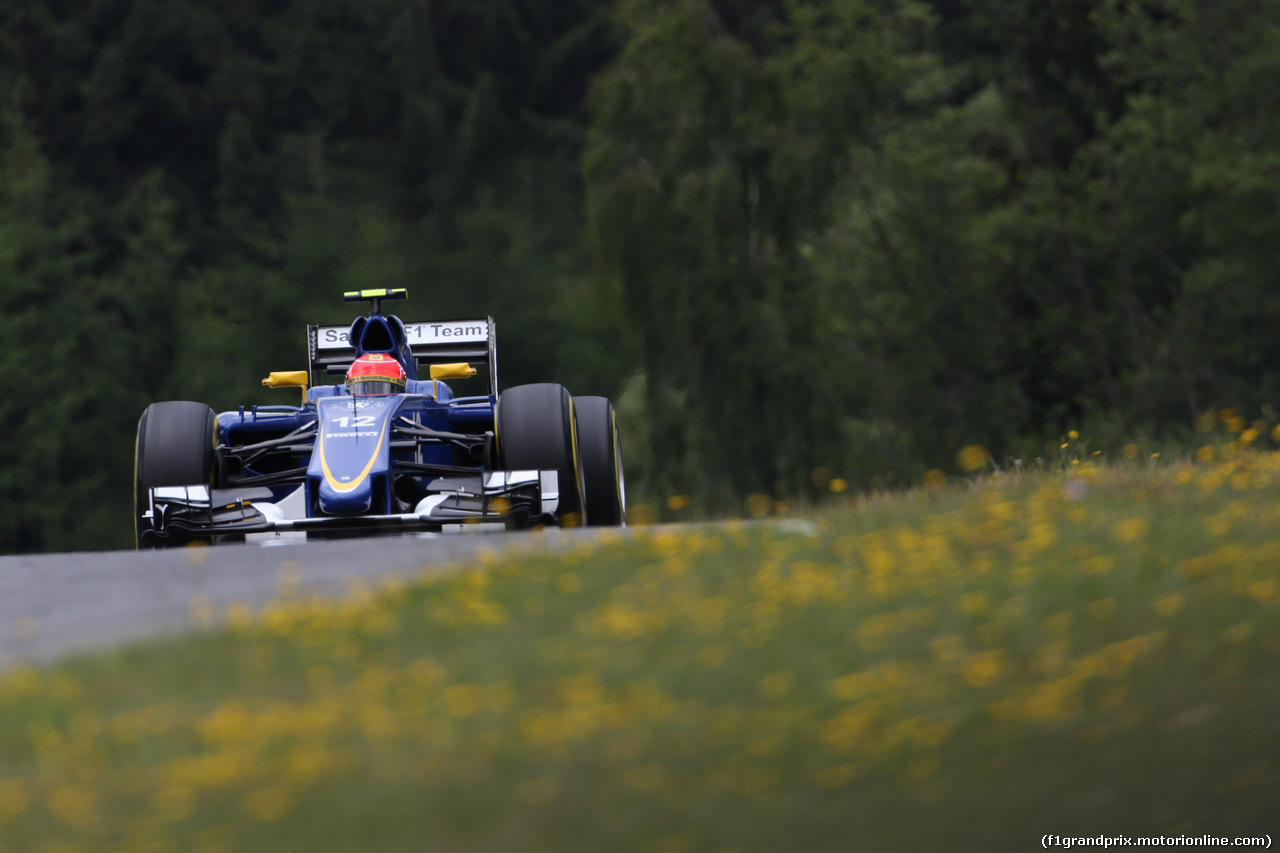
left=815, top=763, right=858, bottom=789
left=46, top=785, right=97, bottom=828
left=244, top=786, right=292, bottom=822
left=819, top=709, right=877, bottom=753
left=961, top=649, right=1008, bottom=688
left=957, top=445, right=988, bottom=472
left=0, top=780, right=29, bottom=822
left=1087, top=598, right=1116, bottom=620
left=1113, top=517, right=1148, bottom=542
left=1224, top=622, right=1254, bottom=643
left=152, top=785, right=196, bottom=822
left=1153, top=593, right=1184, bottom=617
left=1024, top=677, right=1081, bottom=722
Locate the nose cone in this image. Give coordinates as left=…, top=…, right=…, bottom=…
left=308, top=396, right=397, bottom=515
left=318, top=478, right=373, bottom=514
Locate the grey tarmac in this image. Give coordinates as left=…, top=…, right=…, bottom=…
left=0, top=529, right=588, bottom=670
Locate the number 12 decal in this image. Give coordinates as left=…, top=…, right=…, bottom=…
left=333, top=415, right=376, bottom=428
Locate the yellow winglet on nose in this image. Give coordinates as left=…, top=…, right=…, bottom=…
left=262, top=371, right=309, bottom=404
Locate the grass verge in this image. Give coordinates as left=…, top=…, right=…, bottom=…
left=1, top=455, right=1278, bottom=852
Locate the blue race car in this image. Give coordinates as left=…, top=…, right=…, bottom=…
left=134, top=289, right=625, bottom=547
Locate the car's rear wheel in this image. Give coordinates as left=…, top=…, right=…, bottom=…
left=573, top=396, right=625, bottom=527
left=135, top=401, right=217, bottom=548
left=496, top=383, right=585, bottom=527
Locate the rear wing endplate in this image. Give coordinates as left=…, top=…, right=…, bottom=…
left=308, top=317, right=498, bottom=397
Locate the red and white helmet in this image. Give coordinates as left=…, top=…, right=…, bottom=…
left=345, top=353, right=407, bottom=396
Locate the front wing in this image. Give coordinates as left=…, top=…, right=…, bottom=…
left=139, top=470, right=559, bottom=545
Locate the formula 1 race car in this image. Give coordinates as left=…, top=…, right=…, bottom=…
left=134, top=289, right=625, bottom=547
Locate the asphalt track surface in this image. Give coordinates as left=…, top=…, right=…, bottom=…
left=0, top=529, right=594, bottom=671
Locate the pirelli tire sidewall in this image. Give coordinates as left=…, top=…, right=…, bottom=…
left=496, top=383, right=586, bottom=527
left=135, top=401, right=217, bottom=548
left=573, top=395, right=625, bottom=527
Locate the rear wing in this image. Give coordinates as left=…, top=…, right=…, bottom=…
left=308, top=318, right=499, bottom=397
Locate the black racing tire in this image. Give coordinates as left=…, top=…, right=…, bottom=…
left=573, top=396, right=625, bottom=527
left=496, top=383, right=585, bottom=527
left=135, top=401, right=217, bottom=548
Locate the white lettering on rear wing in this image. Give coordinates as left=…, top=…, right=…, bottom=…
left=315, top=321, right=490, bottom=350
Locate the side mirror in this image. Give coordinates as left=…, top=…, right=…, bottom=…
left=262, top=370, right=309, bottom=404
left=429, top=363, right=477, bottom=381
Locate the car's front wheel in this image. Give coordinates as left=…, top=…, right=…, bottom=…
left=135, top=401, right=217, bottom=548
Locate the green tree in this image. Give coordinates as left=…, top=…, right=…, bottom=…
left=0, top=104, right=184, bottom=550
left=586, top=0, right=898, bottom=504
left=1095, top=0, right=1280, bottom=421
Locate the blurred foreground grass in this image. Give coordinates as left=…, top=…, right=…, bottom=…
left=2, top=455, right=1278, bottom=852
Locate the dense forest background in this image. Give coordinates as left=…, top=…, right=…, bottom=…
left=2, top=0, right=1278, bottom=553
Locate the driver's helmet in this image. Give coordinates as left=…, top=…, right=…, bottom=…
left=345, top=353, right=407, bottom=396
